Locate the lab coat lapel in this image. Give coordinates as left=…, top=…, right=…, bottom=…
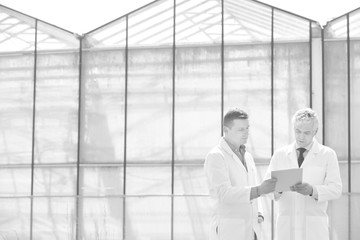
left=301, top=139, right=320, bottom=168
left=244, top=153, right=255, bottom=183
left=219, top=138, right=248, bottom=173
left=286, top=142, right=299, bottom=168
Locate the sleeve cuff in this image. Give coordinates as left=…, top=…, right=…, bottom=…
left=311, top=186, right=319, bottom=200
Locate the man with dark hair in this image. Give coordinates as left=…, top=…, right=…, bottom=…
left=205, top=108, right=277, bottom=240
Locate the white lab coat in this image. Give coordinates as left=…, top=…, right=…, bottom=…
left=264, top=139, right=342, bottom=240
left=204, top=137, right=263, bottom=240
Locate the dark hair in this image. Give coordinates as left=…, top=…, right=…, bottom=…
left=224, top=108, right=248, bottom=128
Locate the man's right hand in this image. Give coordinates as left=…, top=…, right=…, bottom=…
left=258, top=178, right=277, bottom=195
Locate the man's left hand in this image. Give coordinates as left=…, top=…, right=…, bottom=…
left=290, top=182, right=313, bottom=196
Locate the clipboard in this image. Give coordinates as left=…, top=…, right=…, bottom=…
left=271, top=168, right=303, bottom=192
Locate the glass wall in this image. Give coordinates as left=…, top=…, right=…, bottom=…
left=81, top=16, right=127, bottom=240
left=1, top=1, right=360, bottom=240
left=0, top=7, right=35, bottom=240
left=83, top=0, right=315, bottom=239
left=0, top=5, right=80, bottom=240
left=324, top=8, right=360, bottom=240
left=324, top=9, right=360, bottom=193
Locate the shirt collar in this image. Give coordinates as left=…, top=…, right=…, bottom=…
left=223, top=138, right=238, bottom=151
left=295, top=139, right=314, bottom=151
left=223, top=138, right=246, bottom=154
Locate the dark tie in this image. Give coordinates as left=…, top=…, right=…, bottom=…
left=297, top=148, right=306, bottom=167
left=238, top=145, right=247, bottom=171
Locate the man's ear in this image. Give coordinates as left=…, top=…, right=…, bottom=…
left=223, top=126, right=229, bottom=133
left=314, top=128, right=318, bottom=135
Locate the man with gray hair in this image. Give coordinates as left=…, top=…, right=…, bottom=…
left=264, top=108, right=342, bottom=240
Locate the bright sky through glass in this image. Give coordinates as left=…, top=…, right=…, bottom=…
left=0, top=0, right=359, bottom=33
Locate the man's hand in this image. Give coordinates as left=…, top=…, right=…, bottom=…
left=290, top=182, right=313, bottom=196
left=258, top=178, right=277, bottom=195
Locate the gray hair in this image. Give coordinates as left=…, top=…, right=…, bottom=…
left=292, top=108, right=319, bottom=132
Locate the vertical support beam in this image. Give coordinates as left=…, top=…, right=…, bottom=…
left=346, top=13, right=352, bottom=240
left=171, top=0, right=176, bottom=239
left=270, top=7, right=275, bottom=240
left=309, top=21, right=313, bottom=108
left=122, top=15, right=129, bottom=240
left=346, top=14, right=351, bottom=194
left=221, top=0, right=224, bottom=136
left=321, top=28, right=325, bottom=144
left=30, top=19, right=38, bottom=240
left=75, top=35, right=83, bottom=240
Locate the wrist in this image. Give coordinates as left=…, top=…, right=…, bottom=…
left=257, top=186, right=261, bottom=197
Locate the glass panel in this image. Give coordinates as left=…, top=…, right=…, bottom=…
left=126, top=48, right=172, bottom=163
left=126, top=166, right=171, bottom=195
left=350, top=194, right=360, bottom=239
left=273, top=9, right=310, bottom=150
left=350, top=12, right=360, bottom=193
left=273, top=10, right=311, bottom=152
left=325, top=15, right=347, bottom=39
left=125, top=197, right=171, bottom=239
left=0, top=6, right=36, bottom=52
left=273, top=42, right=310, bottom=150
left=80, top=166, right=124, bottom=196
left=351, top=162, right=360, bottom=193
left=34, top=52, right=79, bottom=164
left=79, top=197, right=123, bottom=240
left=128, top=0, right=173, bottom=46
left=84, top=18, right=126, bottom=48
left=33, top=167, right=76, bottom=196
left=339, top=163, right=349, bottom=194
left=81, top=49, right=125, bottom=163
left=274, top=9, right=310, bottom=41
left=32, top=197, right=76, bottom=240
left=328, top=195, right=349, bottom=239
left=0, top=54, right=34, bottom=164
left=36, top=21, right=79, bottom=51
left=349, top=9, right=360, bottom=38
left=173, top=196, right=211, bottom=240
left=174, top=166, right=208, bottom=195
left=327, top=194, right=360, bottom=240
left=176, top=0, right=222, bottom=44
left=223, top=44, right=272, bottom=161
left=274, top=12, right=311, bottom=150
left=0, top=198, right=30, bottom=239
left=0, top=168, right=31, bottom=196
left=324, top=40, right=348, bottom=166
left=224, top=0, right=272, bottom=43
left=328, top=194, right=360, bottom=240
left=175, top=46, right=221, bottom=162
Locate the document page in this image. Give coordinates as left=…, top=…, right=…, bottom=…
left=271, top=168, right=303, bottom=192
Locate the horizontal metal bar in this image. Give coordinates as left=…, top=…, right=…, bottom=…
left=0, top=194, right=210, bottom=198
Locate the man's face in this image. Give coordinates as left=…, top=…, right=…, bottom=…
left=294, top=120, right=316, bottom=148
left=224, top=119, right=249, bottom=147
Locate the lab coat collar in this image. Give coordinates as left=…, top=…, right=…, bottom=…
left=309, top=139, right=320, bottom=154
left=286, top=138, right=320, bottom=156
left=219, top=137, right=236, bottom=155
left=219, top=137, right=249, bottom=173
left=286, top=139, right=321, bottom=168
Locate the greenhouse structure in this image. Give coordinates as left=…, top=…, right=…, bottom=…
left=0, top=0, right=359, bottom=239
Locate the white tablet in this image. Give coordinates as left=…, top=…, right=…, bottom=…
left=271, top=168, right=303, bottom=192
